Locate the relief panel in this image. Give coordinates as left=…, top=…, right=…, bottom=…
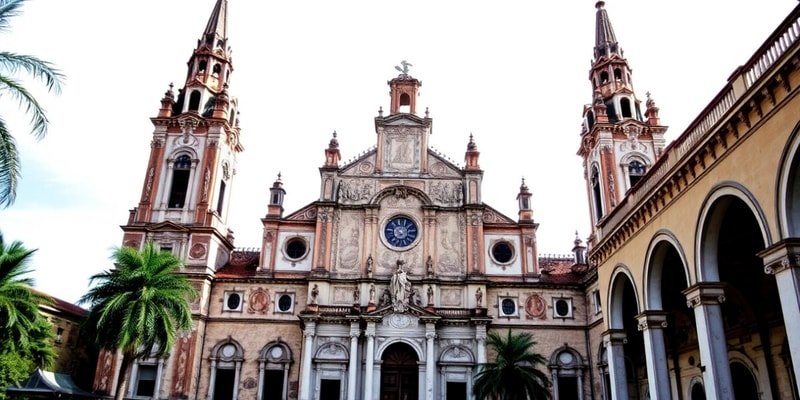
left=436, top=212, right=465, bottom=276
left=429, top=180, right=463, bottom=207
left=335, top=210, right=363, bottom=273
left=383, top=126, right=422, bottom=173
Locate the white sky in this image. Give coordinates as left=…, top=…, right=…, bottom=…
left=0, top=0, right=796, bottom=304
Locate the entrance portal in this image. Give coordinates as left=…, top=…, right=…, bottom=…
left=380, top=343, right=419, bottom=400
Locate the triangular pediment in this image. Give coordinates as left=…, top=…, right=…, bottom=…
left=284, top=203, right=317, bottom=221
left=427, top=150, right=464, bottom=178
left=339, top=148, right=377, bottom=176
left=145, top=221, right=190, bottom=233
left=481, top=204, right=517, bottom=225
left=377, top=113, right=428, bottom=126
left=363, top=303, right=441, bottom=319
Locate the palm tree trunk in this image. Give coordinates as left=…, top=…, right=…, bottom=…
left=114, top=353, right=132, bottom=400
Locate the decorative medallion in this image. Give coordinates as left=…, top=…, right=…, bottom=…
left=525, top=294, right=547, bottom=320
left=384, top=216, right=418, bottom=248
left=387, top=313, right=413, bottom=329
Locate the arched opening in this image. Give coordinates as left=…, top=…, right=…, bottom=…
left=614, top=68, right=622, bottom=81
left=380, top=342, right=419, bottom=400
left=628, top=160, right=646, bottom=188
left=730, top=362, right=759, bottom=400
left=549, top=347, right=585, bottom=400
left=591, top=166, right=604, bottom=221
left=398, top=93, right=411, bottom=113
left=600, top=71, right=609, bottom=83
left=620, top=98, right=633, bottom=118
left=168, top=155, right=192, bottom=208
left=209, top=339, right=243, bottom=400
left=645, top=237, right=693, bottom=398
left=198, top=60, right=207, bottom=73
left=188, top=90, right=201, bottom=112
left=213, top=63, right=221, bottom=76
left=587, top=111, right=595, bottom=130
left=608, top=269, right=645, bottom=399
left=699, top=192, right=783, bottom=398
left=690, top=381, right=706, bottom=400
left=258, top=341, right=292, bottom=400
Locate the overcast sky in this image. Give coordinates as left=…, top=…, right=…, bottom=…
left=1, top=0, right=796, bottom=303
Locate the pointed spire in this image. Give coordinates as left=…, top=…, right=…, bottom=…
left=517, top=177, right=533, bottom=222
left=594, top=1, right=621, bottom=59
left=267, top=172, right=286, bottom=218
left=203, top=0, right=228, bottom=49
left=464, top=133, right=480, bottom=170
left=324, top=131, right=341, bottom=168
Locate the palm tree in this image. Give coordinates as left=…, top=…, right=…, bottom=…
left=0, top=234, right=55, bottom=387
left=79, top=242, right=198, bottom=400
left=473, top=330, right=552, bottom=400
left=0, top=0, right=65, bottom=208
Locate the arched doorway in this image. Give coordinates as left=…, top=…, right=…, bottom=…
left=607, top=268, right=645, bottom=399
left=689, top=381, right=706, bottom=400
left=730, top=362, right=759, bottom=400
left=380, top=342, right=419, bottom=400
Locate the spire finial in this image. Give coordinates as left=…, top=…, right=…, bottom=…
left=467, top=133, right=477, bottom=151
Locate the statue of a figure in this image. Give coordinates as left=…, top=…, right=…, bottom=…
left=369, top=284, right=376, bottom=304
left=310, top=284, right=319, bottom=305
left=395, top=60, right=413, bottom=76
left=353, top=287, right=360, bottom=303
left=390, top=260, right=410, bottom=311
left=475, top=287, right=483, bottom=308
left=427, top=285, right=434, bottom=305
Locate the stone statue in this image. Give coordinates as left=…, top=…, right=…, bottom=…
left=310, top=284, right=319, bottom=305
left=475, top=287, right=483, bottom=308
left=390, top=260, right=411, bottom=312
left=353, top=287, right=359, bottom=304
left=395, top=60, right=413, bottom=76
left=427, top=285, right=434, bottom=305
left=369, top=284, right=375, bottom=304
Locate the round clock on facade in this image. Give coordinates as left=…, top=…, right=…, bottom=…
left=383, top=216, right=419, bottom=248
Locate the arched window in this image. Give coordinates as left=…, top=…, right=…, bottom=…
left=128, top=348, right=164, bottom=398
left=188, top=91, right=201, bottom=112
left=168, top=155, right=192, bottom=208
left=549, top=346, right=586, bottom=400
left=591, top=166, right=604, bottom=221
left=620, top=98, right=632, bottom=119
left=628, top=160, right=646, bottom=188
left=209, top=339, right=244, bottom=400
left=198, top=60, right=207, bottom=73
left=600, top=71, right=609, bottom=83
left=213, top=63, right=221, bottom=76
left=258, top=341, right=293, bottom=400
left=586, top=111, right=595, bottom=130
left=614, top=68, right=622, bottom=80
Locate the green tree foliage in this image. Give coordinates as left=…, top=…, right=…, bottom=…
left=80, top=242, right=198, bottom=400
left=0, top=234, right=55, bottom=393
left=0, top=0, right=65, bottom=208
left=473, top=330, right=552, bottom=400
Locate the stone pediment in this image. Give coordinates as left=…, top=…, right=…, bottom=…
left=481, top=205, right=516, bottom=225
left=427, top=152, right=463, bottom=178
left=376, top=113, right=428, bottom=127
left=339, top=150, right=377, bottom=176
left=144, top=221, right=190, bottom=233
left=284, top=203, right=317, bottom=221
left=363, top=303, right=441, bottom=320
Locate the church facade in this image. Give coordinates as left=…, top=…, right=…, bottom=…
left=89, top=0, right=800, bottom=399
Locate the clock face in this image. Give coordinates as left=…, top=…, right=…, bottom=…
left=384, top=216, right=418, bottom=248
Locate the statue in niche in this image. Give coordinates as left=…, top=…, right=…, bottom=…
left=390, top=260, right=412, bottom=312
left=369, top=284, right=376, bottom=304
left=380, top=288, right=391, bottom=307
left=427, top=285, right=434, bottom=305
left=310, top=285, right=319, bottom=305
left=475, top=287, right=483, bottom=308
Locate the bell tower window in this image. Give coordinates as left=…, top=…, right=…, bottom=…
left=399, top=93, right=411, bottom=113
left=620, top=98, right=632, bottom=118
left=591, top=166, right=604, bottom=221
left=188, top=91, right=201, bottom=112
left=168, top=155, right=192, bottom=208
left=216, top=180, right=226, bottom=214
left=614, top=68, right=622, bottom=80
left=198, top=60, right=207, bottom=73
left=600, top=71, right=609, bottom=83
left=628, top=160, right=646, bottom=187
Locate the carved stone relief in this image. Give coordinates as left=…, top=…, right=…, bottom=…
left=333, top=287, right=352, bottom=305
left=337, top=179, right=375, bottom=204
left=429, top=161, right=461, bottom=178
left=377, top=247, right=422, bottom=275
left=383, top=127, right=420, bottom=172
left=436, top=213, right=464, bottom=275
left=430, top=181, right=463, bottom=206
left=336, top=211, right=363, bottom=272
left=525, top=294, right=547, bottom=320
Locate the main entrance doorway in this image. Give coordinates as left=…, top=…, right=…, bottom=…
left=380, top=343, right=419, bottom=400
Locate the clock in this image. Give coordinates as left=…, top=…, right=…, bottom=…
left=383, top=216, right=418, bottom=248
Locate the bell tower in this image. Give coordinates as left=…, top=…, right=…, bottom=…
left=578, top=1, right=667, bottom=235
left=121, top=0, right=242, bottom=271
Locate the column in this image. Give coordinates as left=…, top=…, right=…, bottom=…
left=475, top=325, right=487, bottom=364
left=577, top=374, right=583, bottom=400
left=206, top=360, right=217, bottom=400
left=347, top=323, right=360, bottom=400
left=602, top=330, right=629, bottom=400
left=684, top=283, right=733, bottom=400
left=364, top=322, right=376, bottom=400
left=299, top=322, right=317, bottom=400
left=551, top=371, right=560, bottom=400
left=425, top=324, right=436, bottom=400
left=232, top=361, right=241, bottom=400
left=153, top=359, right=164, bottom=398
left=636, top=311, right=671, bottom=400
left=760, top=239, right=800, bottom=396
left=257, top=362, right=265, bottom=400
left=128, top=363, right=139, bottom=398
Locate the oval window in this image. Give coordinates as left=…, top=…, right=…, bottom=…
left=278, top=294, right=293, bottom=312
left=501, top=299, right=516, bottom=315
left=226, top=293, right=241, bottom=310
left=555, top=299, right=570, bottom=317
left=492, top=242, right=514, bottom=264
left=285, top=238, right=307, bottom=260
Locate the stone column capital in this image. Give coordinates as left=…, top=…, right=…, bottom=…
left=635, top=311, right=669, bottom=331
left=602, top=329, right=628, bottom=346
left=759, top=238, right=800, bottom=275
left=683, top=282, right=726, bottom=308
